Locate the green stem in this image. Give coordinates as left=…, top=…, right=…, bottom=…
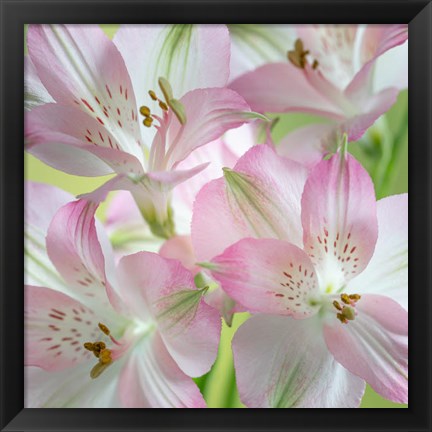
left=377, top=116, right=408, bottom=198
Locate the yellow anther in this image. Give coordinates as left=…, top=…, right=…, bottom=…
left=312, top=59, right=319, bottom=70
left=333, top=300, right=342, bottom=311
left=159, top=101, right=169, bottom=111
left=335, top=293, right=360, bottom=324
left=336, top=313, right=348, bottom=324
left=341, top=306, right=356, bottom=321
left=149, top=90, right=158, bottom=101
left=82, top=323, right=117, bottom=379
left=98, top=323, right=110, bottom=335
left=349, top=294, right=361, bottom=302
left=143, top=117, right=153, bottom=127
left=93, top=341, right=106, bottom=351
left=90, top=360, right=112, bottom=379
left=99, top=348, right=113, bottom=365
left=340, top=293, right=351, bottom=304
left=139, top=106, right=151, bottom=117
left=287, top=38, right=309, bottom=69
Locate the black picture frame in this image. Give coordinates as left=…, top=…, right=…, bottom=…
left=1, top=0, right=431, bottom=431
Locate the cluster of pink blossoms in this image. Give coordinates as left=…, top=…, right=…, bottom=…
left=24, top=24, right=408, bottom=408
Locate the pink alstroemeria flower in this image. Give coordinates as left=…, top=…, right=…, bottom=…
left=103, top=123, right=260, bottom=254
left=192, top=144, right=408, bottom=407
left=25, top=24, right=255, bottom=238
left=25, top=181, right=220, bottom=408
left=230, top=24, right=408, bottom=167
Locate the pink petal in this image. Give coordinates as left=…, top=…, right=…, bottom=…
left=347, top=194, right=407, bottom=309
left=46, top=199, right=113, bottom=308
left=151, top=88, right=251, bottom=171
left=25, top=285, right=104, bottom=371
left=27, top=25, right=143, bottom=157
left=233, top=315, right=365, bottom=407
left=25, top=362, right=122, bottom=407
left=191, top=176, right=251, bottom=262
left=301, top=152, right=378, bottom=288
left=173, top=137, right=240, bottom=218
left=105, top=191, right=142, bottom=229
left=297, top=25, right=358, bottom=90
left=343, top=87, right=399, bottom=141
left=25, top=181, right=72, bottom=235
left=276, top=122, right=336, bottom=168
left=77, top=175, right=133, bottom=204
left=159, top=235, right=200, bottom=275
left=25, top=182, right=72, bottom=291
left=229, top=63, right=346, bottom=120
left=119, top=332, right=206, bottom=408
left=103, top=191, right=163, bottom=258
left=360, top=25, right=408, bottom=66
left=24, top=56, right=53, bottom=110
left=372, top=40, right=407, bottom=92
left=324, top=294, right=408, bottom=403
left=345, top=25, right=408, bottom=100
left=25, top=141, right=115, bottom=177
left=113, top=25, right=230, bottom=101
left=302, top=64, right=358, bottom=117
left=147, top=162, right=210, bottom=189
left=203, top=288, right=239, bottom=327
left=191, top=145, right=308, bottom=261
left=77, top=174, right=176, bottom=237
left=116, top=252, right=221, bottom=377
left=26, top=104, right=144, bottom=176
left=222, top=123, right=259, bottom=159
left=229, top=25, right=296, bottom=81
left=211, top=238, right=320, bottom=318
left=170, top=133, right=248, bottom=233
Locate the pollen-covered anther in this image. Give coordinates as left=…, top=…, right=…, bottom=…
left=83, top=342, right=94, bottom=351
left=98, top=348, right=113, bottom=365
left=144, top=79, right=187, bottom=126
left=83, top=340, right=107, bottom=358
left=333, top=300, right=342, bottom=311
left=340, top=293, right=351, bottom=304
left=336, top=312, right=348, bottom=324
left=90, top=349, right=113, bottom=379
left=287, top=38, right=320, bottom=70
left=139, top=105, right=154, bottom=128
left=82, top=323, right=119, bottom=378
left=148, top=90, right=158, bottom=101
left=98, top=322, right=111, bottom=335
left=139, top=106, right=151, bottom=117
left=143, top=117, right=153, bottom=127
left=335, top=293, right=361, bottom=324
left=159, top=101, right=168, bottom=111
left=341, top=293, right=361, bottom=306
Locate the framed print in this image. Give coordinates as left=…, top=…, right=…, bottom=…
left=1, top=0, right=431, bottom=431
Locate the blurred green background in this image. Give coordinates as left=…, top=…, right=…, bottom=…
left=25, top=24, right=408, bottom=408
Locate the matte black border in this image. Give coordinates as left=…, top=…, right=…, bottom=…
left=1, top=1, right=431, bottom=431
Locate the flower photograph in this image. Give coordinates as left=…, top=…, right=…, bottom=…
left=24, top=24, right=408, bottom=408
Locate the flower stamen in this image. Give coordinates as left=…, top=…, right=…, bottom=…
left=82, top=323, right=118, bottom=379
left=140, top=78, right=187, bottom=127
left=333, top=293, right=361, bottom=324
left=287, top=38, right=320, bottom=70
